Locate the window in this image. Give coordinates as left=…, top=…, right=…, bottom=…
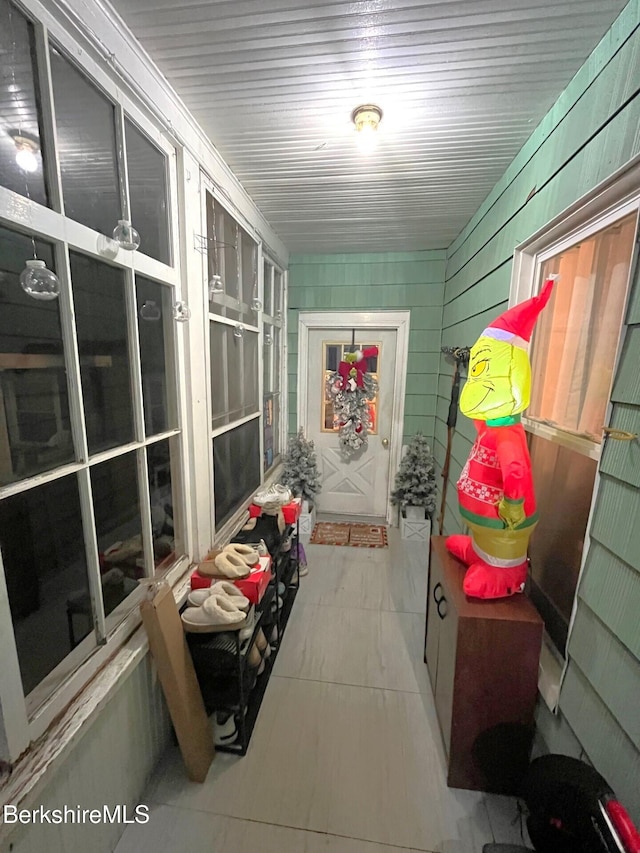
left=322, top=341, right=379, bottom=433
left=516, top=207, right=637, bottom=655
left=213, top=418, right=261, bottom=528
left=125, top=119, right=171, bottom=265
left=50, top=46, right=121, bottom=235
left=0, top=0, right=183, bottom=744
left=0, top=0, right=48, bottom=206
left=262, top=256, right=285, bottom=472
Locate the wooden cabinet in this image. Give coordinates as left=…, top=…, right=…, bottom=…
left=425, top=536, right=543, bottom=794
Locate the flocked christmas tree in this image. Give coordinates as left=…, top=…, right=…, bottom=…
left=281, top=428, right=321, bottom=507
left=390, top=432, right=437, bottom=517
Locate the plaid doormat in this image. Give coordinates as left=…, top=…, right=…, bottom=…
left=310, top=522, right=388, bottom=548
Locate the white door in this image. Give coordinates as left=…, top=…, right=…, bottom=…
left=306, top=328, right=397, bottom=518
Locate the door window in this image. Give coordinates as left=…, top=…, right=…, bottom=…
left=322, top=341, right=379, bottom=433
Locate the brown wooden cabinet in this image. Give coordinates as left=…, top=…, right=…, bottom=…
left=425, top=536, right=543, bottom=794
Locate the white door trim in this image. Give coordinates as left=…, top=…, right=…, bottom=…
left=297, top=310, right=410, bottom=525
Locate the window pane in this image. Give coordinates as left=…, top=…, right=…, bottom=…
left=0, top=226, right=74, bottom=485
left=206, top=193, right=240, bottom=322
left=125, top=119, right=170, bottom=265
left=92, top=452, right=141, bottom=615
left=213, top=418, right=260, bottom=527
left=0, top=474, right=94, bottom=696
left=273, top=326, right=281, bottom=393
left=274, top=269, right=283, bottom=316
left=264, top=394, right=273, bottom=471
left=273, top=392, right=280, bottom=459
left=50, top=47, right=120, bottom=235
left=147, top=439, right=176, bottom=572
left=263, top=323, right=272, bottom=393
left=137, top=276, right=175, bottom=436
left=263, top=260, right=273, bottom=316
left=241, top=227, right=258, bottom=325
left=322, top=341, right=379, bottom=433
left=530, top=212, right=636, bottom=440
left=70, top=252, right=134, bottom=454
left=210, top=323, right=259, bottom=429
left=0, top=0, right=48, bottom=206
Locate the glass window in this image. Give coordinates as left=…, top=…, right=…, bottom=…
left=530, top=213, right=636, bottom=441
left=91, top=452, right=141, bottom=615
left=137, top=276, right=175, bottom=436
left=147, top=439, right=176, bottom=572
left=0, top=0, right=48, bottom=206
left=50, top=47, right=120, bottom=235
left=0, top=474, right=93, bottom=696
left=209, top=323, right=259, bottom=429
left=70, top=252, right=134, bottom=454
left=274, top=269, right=283, bottom=317
left=0, top=226, right=74, bottom=485
left=213, top=418, right=260, bottom=528
left=263, top=259, right=273, bottom=316
left=524, top=211, right=637, bottom=656
left=125, top=119, right=170, bottom=265
left=241, top=227, right=258, bottom=325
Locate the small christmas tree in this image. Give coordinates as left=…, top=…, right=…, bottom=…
left=281, top=428, right=321, bottom=507
left=391, top=432, right=437, bottom=517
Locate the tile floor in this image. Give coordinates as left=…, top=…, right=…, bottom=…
left=115, top=527, right=530, bottom=853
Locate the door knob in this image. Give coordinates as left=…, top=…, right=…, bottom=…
left=382, top=438, right=389, bottom=448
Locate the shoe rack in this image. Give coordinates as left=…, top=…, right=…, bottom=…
left=186, top=519, right=300, bottom=756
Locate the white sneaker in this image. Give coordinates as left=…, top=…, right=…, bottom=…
left=215, top=713, right=238, bottom=746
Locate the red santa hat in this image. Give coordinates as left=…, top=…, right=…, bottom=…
left=483, top=278, right=555, bottom=349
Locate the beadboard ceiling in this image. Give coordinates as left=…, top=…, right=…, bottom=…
left=109, top=0, right=628, bottom=254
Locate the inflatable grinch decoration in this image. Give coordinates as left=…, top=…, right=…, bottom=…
left=446, top=279, right=554, bottom=600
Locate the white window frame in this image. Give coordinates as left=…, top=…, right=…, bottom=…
left=510, top=155, right=640, bottom=704
left=200, top=176, right=265, bottom=544
left=0, top=0, right=190, bottom=759
left=262, top=254, right=286, bottom=474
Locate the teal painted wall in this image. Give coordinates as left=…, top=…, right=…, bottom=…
left=287, top=251, right=446, bottom=445
left=438, top=0, right=640, bottom=820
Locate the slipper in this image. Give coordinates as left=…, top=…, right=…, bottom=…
left=214, top=551, right=251, bottom=579
left=188, top=582, right=250, bottom=611
left=223, top=543, right=259, bottom=566
left=247, top=643, right=261, bottom=669
left=181, top=594, right=248, bottom=633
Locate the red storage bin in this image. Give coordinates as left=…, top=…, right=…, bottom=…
left=248, top=498, right=301, bottom=524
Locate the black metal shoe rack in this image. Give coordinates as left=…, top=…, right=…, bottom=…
left=186, top=520, right=299, bottom=756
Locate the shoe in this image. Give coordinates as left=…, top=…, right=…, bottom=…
left=281, top=535, right=292, bottom=552
left=188, top=581, right=250, bottom=611
left=277, top=582, right=285, bottom=596
left=298, top=564, right=309, bottom=577
left=223, top=542, right=259, bottom=566
left=213, top=551, right=251, bottom=579
left=181, top=594, right=248, bottom=633
left=215, top=713, right=238, bottom=746
left=253, top=484, right=292, bottom=508
left=238, top=607, right=256, bottom=642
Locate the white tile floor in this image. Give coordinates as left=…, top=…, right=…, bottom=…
left=115, top=528, right=530, bottom=853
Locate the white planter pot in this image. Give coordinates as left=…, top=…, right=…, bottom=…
left=404, top=505, right=425, bottom=521
left=299, top=503, right=316, bottom=537
left=400, top=516, right=431, bottom=541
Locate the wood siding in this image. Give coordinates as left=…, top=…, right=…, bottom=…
left=439, top=1, right=640, bottom=821
left=288, top=251, right=446, bottom=445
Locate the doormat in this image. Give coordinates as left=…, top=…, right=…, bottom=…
left=310, top=522, right=388, bottom=548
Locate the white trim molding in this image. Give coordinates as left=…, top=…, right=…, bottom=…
left=297, top=310, right=410, bottom=526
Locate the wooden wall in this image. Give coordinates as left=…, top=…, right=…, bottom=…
left=438, top=0, right=640, bottom=820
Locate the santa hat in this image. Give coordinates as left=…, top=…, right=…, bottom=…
left=483, top=278, right=555, bottom=349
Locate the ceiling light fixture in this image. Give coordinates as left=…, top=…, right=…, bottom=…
left=9, top=130, right=40, bottom=173
left=351, top=104, right=382, bottom=152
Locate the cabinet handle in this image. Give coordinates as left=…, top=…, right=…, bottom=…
left=433, top=582, right=447, bottom=619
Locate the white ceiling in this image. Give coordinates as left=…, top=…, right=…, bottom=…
left=109, top=0, right=629, bottom=254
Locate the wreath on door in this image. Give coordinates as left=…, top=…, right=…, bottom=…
left=326, top=346, right=378, bottom=455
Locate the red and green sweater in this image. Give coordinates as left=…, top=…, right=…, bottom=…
left=456, top=415, right=538, bottom=529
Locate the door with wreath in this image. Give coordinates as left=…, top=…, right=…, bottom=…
left=305, top=327, right=397, bottom=518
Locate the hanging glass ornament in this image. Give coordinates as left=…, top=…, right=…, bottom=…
left=173, top=301, right=191, bottom=322
left=139, top=300, right=161, bottom=322
left=233, top=324, right=244, bottom=338
left=20, top=259, right=60, bottom=301
left=264, top=333, right=273, bottom=345
left=113, top=220, right=141, bottom=251
left=276, top=310, right=283, bottom=321
left=251, top=297, right=262, bottom=312
left=209, top=274, right=224, bottom=297
left=97, top=233, right=119, bottom=260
